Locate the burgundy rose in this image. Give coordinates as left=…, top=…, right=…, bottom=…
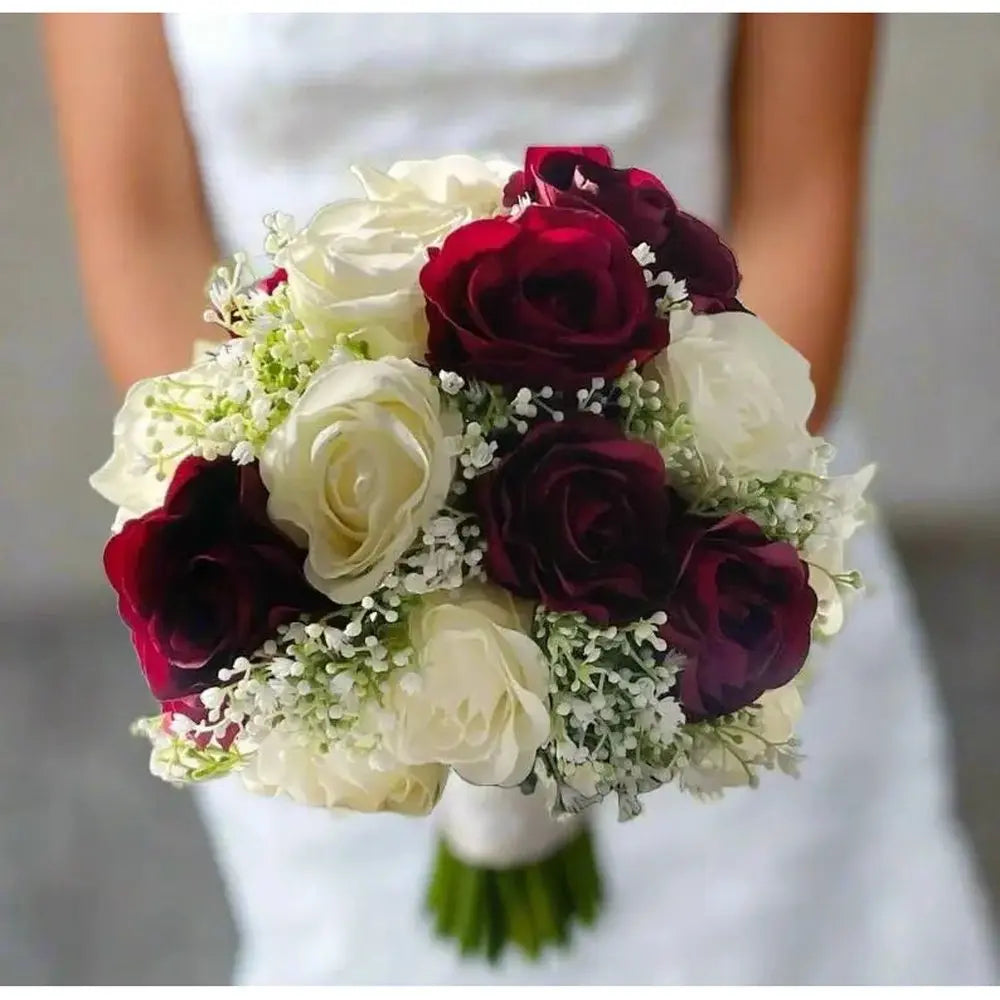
left=421, top=205, right=669, bottom=391
left=503, top=146, right=611, bottom=204
left=503, top=145, right=676, bottom=248
left=663, top=513, right=817, bottom=720
left=475, top=413, right=682, bottom=624
left=104, top=457, right=329, bottom=705
left=655, top=213, right=742, bottom=314
left=504, top=145, right=741, bottom=314
left=255, top=267, right=288, bottom=296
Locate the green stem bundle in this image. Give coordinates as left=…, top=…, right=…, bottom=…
left=426, top=822, right=603, bottom=963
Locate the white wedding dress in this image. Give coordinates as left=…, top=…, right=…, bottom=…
left=165, top=13, right=997, bottom=985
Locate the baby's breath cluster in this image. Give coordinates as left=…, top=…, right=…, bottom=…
left=441, top=366, right=686, bottom=485
left=395, top=509, right=487, bottom=593
left=674, top=460, right=837, bottom=548
left=142, top=256, right=330, bottom=465
left=533, top=608, right=687, bottom=820
left=221, top=607, right=415, bottom=757
left=677, top=705, right=803, bottom=800
left=613, top=362, right=693, bottom=453
left=438, top=371, right=567, bottom=446
left=131, top=715, right=248, bottom=786
left=631, top=244, right=691, bottom=319
left=132, top=367, right=214, bottom=483
left=452, top=419, right=500, bottom=480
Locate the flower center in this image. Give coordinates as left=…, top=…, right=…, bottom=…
left=325, top=452, right=378, bottom=530
left=523, top=272, right=595, bottom=330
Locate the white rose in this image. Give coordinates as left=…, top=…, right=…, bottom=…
left=244, top=732, right=446, bottom=816
left=279, top=196, right=466, bottom=361
left=90, top=359, right=219, bottom=527
left=652, top=310, right=819, bottom=480
left=352, top=154, right=516, bottom=214
left=388, top=582, right=551, bottom=787
left=259, top=356, right=458, bottom=604
left=682, top=681, right=804, bottom=795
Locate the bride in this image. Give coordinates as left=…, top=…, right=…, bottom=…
left=44, top=12, right=997, bottom=985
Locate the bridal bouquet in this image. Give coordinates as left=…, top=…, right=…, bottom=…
left=92, top=146, right=873, bottom=961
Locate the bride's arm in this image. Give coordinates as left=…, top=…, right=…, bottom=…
left=728, top=13, right=878, bottom=433
left=42, top=13, right=218, bottom=393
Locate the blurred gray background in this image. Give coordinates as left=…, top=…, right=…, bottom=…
left=0, top=11, right=998, bottom=985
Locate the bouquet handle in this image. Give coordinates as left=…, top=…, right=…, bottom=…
left=426, top=779, right=603, bottom=961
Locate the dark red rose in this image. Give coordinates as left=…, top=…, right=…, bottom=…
left=255, top=267, right=288, bottom=295
left=503, top=145, right=741, bottom=314
left=475, top=413, right=682, bottom=624
left=503, top=146, right=612, bottom=204
left=655, top=213, right=742, bottom=314
left=663, top=513, right=817, bottom=719
left=104, top=457, right=329, bottom=704
left=503, top=145, right=676, bottom=248
left=421, top=205, right=669, bottom=390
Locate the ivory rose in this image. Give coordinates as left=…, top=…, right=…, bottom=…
left=259, top=357, right=458, bottom=604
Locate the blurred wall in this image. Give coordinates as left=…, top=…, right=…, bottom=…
left=1, top=13, right=999, bottom=612
left=848, top=14, right=1000, bottom=529
left=0, top=13, right=110, bottom=611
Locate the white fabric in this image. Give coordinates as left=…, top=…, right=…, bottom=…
left=165, top=13, right=998, bottom=984
left=436, top=781, right=583, bottom=869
